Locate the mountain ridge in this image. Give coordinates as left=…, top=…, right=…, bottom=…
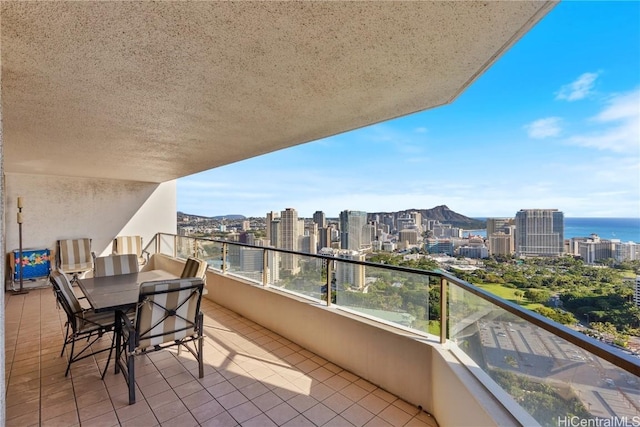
left=368, top=205, right=486, bottom=230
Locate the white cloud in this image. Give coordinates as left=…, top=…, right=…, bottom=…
left=555, top=72, right=599, bottom=101
left=568, top=89, right=640, bottom=153
left=524, top=117, right=562, bottom=139
left=414, top=127, right=428, bottom=133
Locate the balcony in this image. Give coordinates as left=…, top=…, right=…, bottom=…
left=1, top=2, right=565, bottom=425
left=5, top=234, right=639, bottom=426
left=5, top=286, right=436, bottom=427
left=155, top=234, right=640, bottom=425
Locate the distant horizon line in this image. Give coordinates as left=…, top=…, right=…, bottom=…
left=178, top=212, right=640, bottom=220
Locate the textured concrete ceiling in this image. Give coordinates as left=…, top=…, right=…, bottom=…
left=1, top=1, right=556, bottom=183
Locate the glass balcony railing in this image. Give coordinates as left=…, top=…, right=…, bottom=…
left=147, top=233, right=640, bottom=426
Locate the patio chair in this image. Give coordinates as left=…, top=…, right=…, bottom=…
left=57, top=238, right=94, bottom=283
left=50, top=270, right=115, bottom=376
left=181, top=256, right=208, bottom=294
left=113, top=278, right=205, bottom=404
left=112, top=235, right=146, bottom=266
left=94, top=254, right=139, bottom=278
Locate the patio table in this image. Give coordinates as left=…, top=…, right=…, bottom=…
left=76, top=269, right=178, bottom=379
left=76, top=269, right=177, bottom=313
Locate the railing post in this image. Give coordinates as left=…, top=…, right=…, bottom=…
left=326, top=259, right=333, bottom=307
left=262, top=249, right=268, bottom=286
left=440, top=277, right=447, bottom=345
left=155, top=233, right=160, bottom=255
left=222, top=242, right=227, bottom=274
left=173, top=235, right=177, bottom=258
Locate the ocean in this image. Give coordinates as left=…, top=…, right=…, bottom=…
left=563, top=217, right=640, bottom=243
left=467, top=218, right=640, bottom=244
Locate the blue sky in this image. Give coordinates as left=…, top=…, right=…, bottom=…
left=178, top=2, right=640, bottom=219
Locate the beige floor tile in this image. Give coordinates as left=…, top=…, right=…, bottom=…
left=358, top=393, right=390, bottom=415
left=324, top=374, right=351, bottom=392
left=323, top=392, right=354, bottom=414
left=41, top=409, right=80, bottom=427
left=116, top=400, right=153, bottom=423
left=342, top=403, right=375, bottom=427
left=200, top=410, right=238, bottom=427
left=81, top=410, right=120, bottom=427
left=6, top=398, right=39, bottom=422
left=3, top=288, right=437, bottom=427
left=363, top=415, right=394, bottom=427
left=146, top=389, right=180, bottom=410
left=190, top=399, right=225, bottom=424
left=282, top=414, right=315, bottom=427
left=206, top=380, right=236, bottom=398
left=242, top=413, right=279, bottom=427
left=323, top=414, right=356, bottom=427
left=378, top=404, right=413, bottom=426
left=228, top=401, right=263, bottom=423
left=288, top=394, right=319, bottom=413
left=161, top=411, right=199, bottom=427
left=119, top=411, right=160, bottom=427
left=341, top=383, right=369, bottom=402
left=303, top=402, right=338, bottom=426
left=404, top=417, right=433, bottom=427
left=252, top=390, right=285, bottom=412
left=265, top=402, right=299, bottom=425
left=217, top=389, right=249, bottom=410
left=41, top=397, right=77, bottom=421
left=152, top=399, right=188, bottom=423
left=78, top=399, right=116, bottom=422
left=181, top=388, right=214, bottom=410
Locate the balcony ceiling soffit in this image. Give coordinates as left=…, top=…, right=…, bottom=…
left=1, top=1, right=556, bottom=183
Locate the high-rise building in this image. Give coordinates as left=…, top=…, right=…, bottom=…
left=486, top=218, right=514, bottom=237
left=425, top=239, right=454, bottom=256
left=266, top=211, right=279, bottom=246
left=339, top=210, right=368, bottom=251
left=616, top=242, right=640, bottom=262
left=313, top=211, right=326, bottom=228
left=239, top=232, right=255, bottom=245
left=489, top=232, right=514, bottom=256
left=575, top=235, right=615, bottom=264
left=458, top=245, right=489, bottom=259
left=335, top=250, right=366, bottom=290
left=302, top=222, right=318, bottom=254
left=280, top=208, right=300, bottom=274
left=634, top=276, right=640, bottom=308
left=399, top=229, right=419, bottom=245
left=409, top=211, right=423, bottom=232
left=515, top=209, right=564, bottom=257
left=318, top=227, right=332, bottom=250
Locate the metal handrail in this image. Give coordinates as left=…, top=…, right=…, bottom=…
left=157, top=232, right=640, bottom=376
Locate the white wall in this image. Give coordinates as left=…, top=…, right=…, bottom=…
left=4, top=173, right=176, bottom=262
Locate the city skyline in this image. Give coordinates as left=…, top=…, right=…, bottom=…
left=177, top=1, right=640, bottom=219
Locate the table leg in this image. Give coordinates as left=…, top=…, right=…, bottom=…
left=114, top=311, right=122, bottom=375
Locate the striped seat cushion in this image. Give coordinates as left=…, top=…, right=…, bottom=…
left=135, top=278, right=203, bottom=350
left=180, top=257, right=208, bottom=280
left=113, top=236, right=145, bottom=264
left=58, top=238, right=93, bottom=274
left=94, top=254, right=139, bottom=277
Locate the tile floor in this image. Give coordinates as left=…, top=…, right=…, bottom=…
left=4, top=287, right=439, bottom=427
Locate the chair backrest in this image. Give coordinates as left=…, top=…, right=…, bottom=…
left=113, top=236, right=143, bottom=258
left=57, top=238, right=93, bottom=272
left=94, top=254, right=139, bottom=277
left=180, top=257, right=208, bottom=281
left=50, top=269, right=83, bottom=330
left=135, top=278, right=204, bottom=350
